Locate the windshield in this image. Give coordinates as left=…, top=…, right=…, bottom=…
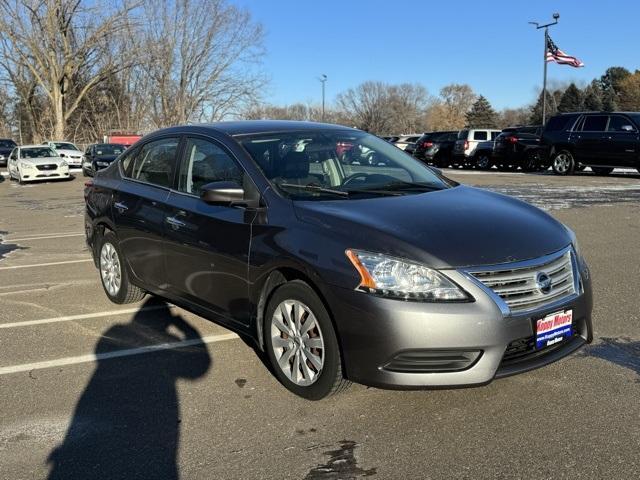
left=22, top=147, right=57, bottom=159
left=53, top=142, right=79, bottom=151
left=95, top=144, right=125, bottom=156
left=238, top=129, right=452, bottom=200
left=0, top=139, right=16, bottom=148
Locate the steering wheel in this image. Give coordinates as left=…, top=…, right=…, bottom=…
left=342, top=173, right=396, bottom=187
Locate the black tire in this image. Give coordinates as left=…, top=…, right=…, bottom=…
left=264, top=280, right=350, bottom=400
left=82, top=168, right=88, bottom=177
left=97, top=231, right=146, bottom=304
left=551, top=150, right=575, bottom=175
left=434, top=154, right=450, bottom=169
left=591, top=166, right=613, bottom=176
left=522, top=150, right=541, bottom=172
left=474, top=152, right=492, bottom=170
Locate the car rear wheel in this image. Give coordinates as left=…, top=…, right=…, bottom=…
left=591, top=167, right=613, bottom=176
left=552, top=150, right=575, bottom=175
left=523, top=151, right=541, bottom=172
left=98, top=231, right=146, bottom=304
left=475, top=153, right=492, bottom=170
left=264, top=280, right=350, bottom=400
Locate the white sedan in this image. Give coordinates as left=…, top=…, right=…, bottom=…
left=43, top=140, right=83, bottom=168
left=6, top=145, right=70, bottom=183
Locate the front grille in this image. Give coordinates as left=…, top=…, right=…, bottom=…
left=36, top=164, right=57, bottom=171
left=469, top=249, right=576, bottom=314
left=502, top=325, right=579, bottom=365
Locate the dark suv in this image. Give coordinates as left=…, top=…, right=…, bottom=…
left=493, top=126, right=543, bottom=171
left=0, top=138, right=17, bottom=167
left=413, top=131, right=459, bottom=167
left=541, top=112, right=640, bottom=175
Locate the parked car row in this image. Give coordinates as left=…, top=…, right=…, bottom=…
left=2, top=138, right=128, bottom=183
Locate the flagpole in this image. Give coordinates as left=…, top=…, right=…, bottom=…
left=543, top=28, right=548, bottom=124
left=529, top=13, right=559, bottom=125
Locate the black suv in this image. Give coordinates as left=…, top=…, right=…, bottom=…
left=493, top=125, right=543, bottom=171
left=82, top=143, right=127, bottom=177
left=541, top=112, right=640, bottom=175
left=412, top=131, right=459, bottom=167
left=0, top=138, right=17, bottom=167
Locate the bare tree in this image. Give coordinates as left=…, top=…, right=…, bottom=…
left=0, top=0, right=137, bottom=139
left=426, top=84, right=476, bottom=131
left=140, top=0, right=265, bottom=127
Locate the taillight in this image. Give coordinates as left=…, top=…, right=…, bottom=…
left=84, top=180, right=94, bottom=188
left=464, top=140, right=469, bottom=150
left=422, top=141, right=433, bottom=148
left=507, top=136, right=518, bottom=144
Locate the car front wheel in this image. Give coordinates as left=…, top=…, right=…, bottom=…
left=264, top=280, right=350, bottom=400
left=475, top=153, right=492, bottom=170
left=98, top=231, right=146, bottom=304
left=552, top=150, right=575, bottom=175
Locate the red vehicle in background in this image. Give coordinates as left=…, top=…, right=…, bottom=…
left=103, top=133, right=142, bottom=147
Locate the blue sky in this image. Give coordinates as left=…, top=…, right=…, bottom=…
left=234, top=0, right=639, bottom=110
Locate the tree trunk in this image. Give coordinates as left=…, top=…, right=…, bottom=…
left=53, top=89, right=65, bottom=139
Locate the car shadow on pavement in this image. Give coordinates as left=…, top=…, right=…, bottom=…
left=46, top=298, right=212, bottom=480
left=578, top=337, right=640, bottom=382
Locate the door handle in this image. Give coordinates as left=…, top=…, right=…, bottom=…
left=114, top=201, right=128, bottom=212
left=165, top=216, right=186, bottom=228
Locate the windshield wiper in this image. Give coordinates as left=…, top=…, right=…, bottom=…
left=277, top=183, right=350, bottom=197
left=346, top=182, right=443, bottom=194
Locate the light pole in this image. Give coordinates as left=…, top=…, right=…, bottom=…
left=529, top=13, right=559, bottom=124
left=319, top=74, right=327, bottom=122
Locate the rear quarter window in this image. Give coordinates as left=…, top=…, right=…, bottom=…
left=545, top=115, right=578, bottom=132
left=473, top=131, right=488, bottom=140
left=457, top=130, right=469, bottom=140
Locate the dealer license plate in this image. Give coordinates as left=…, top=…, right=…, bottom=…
left=535, top=310, right=573, bottom=349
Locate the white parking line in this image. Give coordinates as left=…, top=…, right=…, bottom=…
left=6, top=233, right=85, bottom=242
left=0, top=259, right=93, bottom=270
left=0, top=333, right=239, bottom=375
left=2, top=231, right=83, bottom=239
left=0, top=305, right=176, bottom=328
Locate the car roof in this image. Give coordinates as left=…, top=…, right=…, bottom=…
left=91, top=143, right=126, bottom=147
left=150, top=120, right=358, bottom=138
left=20, top=144, right=56, bottom=149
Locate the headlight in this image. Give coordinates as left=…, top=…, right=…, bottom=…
left=345, top=249, right=470, bottom=301
left=60, top=160, right=68, bottom=167
left=96, top=161, right=109, bottom=167
left=20, top=162, right=33, bottom=169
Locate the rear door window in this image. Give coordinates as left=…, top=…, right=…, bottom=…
left=122, top=137, right=179, bottom=188
left=473, top=131, right=488, bottom=140
left=490, top=131, right=500, bottom=140
left=581, top=115, right=608, bottom=132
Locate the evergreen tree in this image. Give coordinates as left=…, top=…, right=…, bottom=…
left=465, top=95, right=498, bottom=128
left=602, top=89, right=617, bottom=111
left=529, top=90, right=557, bottom=125
left=583, top=81, right=603, bottom=111
left=557, top=83, right=584, bottom=113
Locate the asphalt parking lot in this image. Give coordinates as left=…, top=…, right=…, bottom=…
left=1, top=168, right=639, bottom=479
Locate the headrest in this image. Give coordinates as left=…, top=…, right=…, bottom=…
left=280, top=151, right=310, bottom=179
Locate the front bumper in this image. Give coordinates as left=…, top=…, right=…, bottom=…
left=20, top=165, right=70, bottom=182
left=325, top=257, right=593, bottom=389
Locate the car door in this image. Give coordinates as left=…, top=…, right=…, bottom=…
left=112, top=136, right=180, bottom=291
left=605, top=115, right=639, bottom=167
left=163, top=136, right=255, bottom=325
left=573, top=115, right=609, bottom=164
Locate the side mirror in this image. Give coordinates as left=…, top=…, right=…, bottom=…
left=200, top=181, right=245, bottom=206
left=621, top=125, right=635, bottom=132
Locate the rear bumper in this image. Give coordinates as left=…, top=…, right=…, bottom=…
left=324, top=260, right=593, bottom=389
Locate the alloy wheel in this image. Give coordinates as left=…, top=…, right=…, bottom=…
left=270, top=300, right=325, bottom=386
left=100, top=242, right=122, bottom=296
left=553, top=153, right=571, bottom=174
left=476, top=155, right=490, bottom=170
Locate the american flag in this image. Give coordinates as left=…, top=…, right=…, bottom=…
left=546, top=35, right=584, bottom=68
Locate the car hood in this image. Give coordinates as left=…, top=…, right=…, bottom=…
left=95, top=155, right=118, bottom=162
left=56, top=149, right=82, bottom=157
left=21, top=157, right=63, bottom=165
left=293, top=185, right=571, bottom=269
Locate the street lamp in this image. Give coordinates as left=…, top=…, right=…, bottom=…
left=529, top=13, right=560, bottom=124
left=319, top=74, right=327, bottom=122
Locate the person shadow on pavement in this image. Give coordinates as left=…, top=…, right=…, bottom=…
left=47, top=298, right=212, bottom=480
